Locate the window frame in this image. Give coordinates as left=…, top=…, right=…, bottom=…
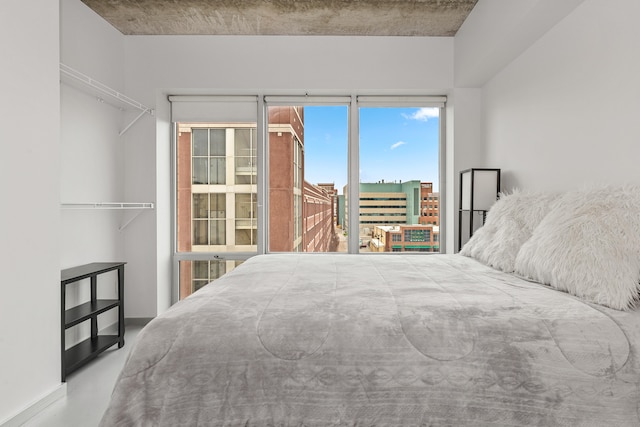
left=170, top=94, right=446, bottom=302
left=170, top=96, right=262, bottom=302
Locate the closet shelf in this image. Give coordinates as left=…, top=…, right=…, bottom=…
left=61, top=202, right=154, bottom=210
left=61, top=202, right=154, bottom=231
left=60, top=63, right=154, bottom=135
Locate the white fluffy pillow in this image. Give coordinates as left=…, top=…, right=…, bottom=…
left=514, top=185, right=640, bottom=311
left=460, top=189, right=559, bottom=272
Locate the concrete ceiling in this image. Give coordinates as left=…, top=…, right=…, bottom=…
left=81, top=0, right=478, bottom=37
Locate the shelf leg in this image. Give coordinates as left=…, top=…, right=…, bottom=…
left=61, top=283, right=66, bottom=382
left=90, top=275, right=97, bottom=339
left=118, top=266, right=125, bottom=348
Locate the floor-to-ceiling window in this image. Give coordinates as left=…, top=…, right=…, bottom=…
left=265, top=100, right=349, bottom=253
left=172, top=95, right=445, bottom=300
left=358, top=101, right=442, bottom=253
left=171, top=96, right=259, bottom=300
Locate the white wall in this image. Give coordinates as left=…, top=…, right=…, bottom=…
left=0, top=0, right=62, bottom=423
left=455, top=0, right=585, bottom=88
left=124, top=36, right=454, bottom=94
left=60, top=0, right=125, bottom=264
left=445, top=88, right=484, bottom=251
left=59, top=0, right=130, bottom=331
left=481, top=0, right=640, bottom=191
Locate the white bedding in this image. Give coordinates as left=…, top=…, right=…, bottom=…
left=101, top=254, right=640, bottom=426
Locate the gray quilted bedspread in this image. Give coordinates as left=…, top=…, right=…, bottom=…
left=100, top=254, right=640, bottom=426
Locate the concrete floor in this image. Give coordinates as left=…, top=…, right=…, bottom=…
left=23, top=326, right=142, bottom=427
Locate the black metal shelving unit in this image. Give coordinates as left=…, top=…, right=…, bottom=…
left=60, top=262, right=126, bottom=381
left=458, top=168, right=501, bottom=251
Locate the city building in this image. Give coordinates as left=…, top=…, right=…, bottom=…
left=176, top=107, right=338, bottom=296
left=359, top=180, right=422, bottom=228
left=175, top=122, right=259, bottom=297
left=371, top=224, right=440, bottom=253
left=316, top=183, right=339, bottom=226
left=343, top=181, right=439, bottom=247
left=303, top=182, right=338, bottom=252
left=336, top=194, right=346, bottom=229
left=268, top=106, right=305, bottom=252
left=269, top=109, right=338, bottom=254
left=419, top=182, right=439, bottom=226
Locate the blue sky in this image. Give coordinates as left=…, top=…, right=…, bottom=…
left=302, top=106, right=440, bottom=193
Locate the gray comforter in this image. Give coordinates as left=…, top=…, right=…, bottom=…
left=101, top=254, right=640, bottom=426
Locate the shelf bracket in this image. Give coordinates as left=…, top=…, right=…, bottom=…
left=119, top=108, right=153, bottom=136
left=118, top=209, right=147, bottom=232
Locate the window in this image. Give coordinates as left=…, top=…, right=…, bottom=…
left=180, top=259, right=244, bottom=296
left=192, top=193, right=226, bottom=246
left=358, top=103, right=441, bottom=253
left=172, top=96, right=258, bottom=300
left=192, top=128, right=225, bottom=185
left=234, top=129, right=256, bottom=185
left=404, top=229, right=430, bottom=242
left=183, top=125, right=258, bottom=253
left=266, top=103, right=348, bottom=253
left=235, top=193, right=257, bottom=246
left=172, top=95, right=445, bottom=301
left=404, top=247, right=430, bottom=252
left=178, top=124, right=257, bottom=297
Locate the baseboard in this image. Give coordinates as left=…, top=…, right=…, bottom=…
left=0, top=383, right=67, bottom=427
left=125, top=317, right=153, bottom=327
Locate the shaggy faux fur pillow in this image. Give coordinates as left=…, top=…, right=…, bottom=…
left=460, top=189, right=559, bottom=272
left=514, top=185, right=640, bottom=311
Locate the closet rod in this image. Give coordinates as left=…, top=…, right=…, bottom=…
left=61, top=202, right=154, bottom=210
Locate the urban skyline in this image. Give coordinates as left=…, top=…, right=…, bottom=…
left=176, top=105, right=441, bottom=296
left=303, top=106, right=440, bottom=193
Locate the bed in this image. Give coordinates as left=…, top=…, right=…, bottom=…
left=100, top=185, right=640, bottom=426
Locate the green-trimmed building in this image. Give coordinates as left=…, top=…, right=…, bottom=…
left=343, top=180, right=424, bottom=239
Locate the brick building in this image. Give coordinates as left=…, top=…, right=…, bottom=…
left=176, top=106, right=338, bottom=297
left=371, top=224, right=440, bottom=253
left=419, top=182, right=439, bottom=226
